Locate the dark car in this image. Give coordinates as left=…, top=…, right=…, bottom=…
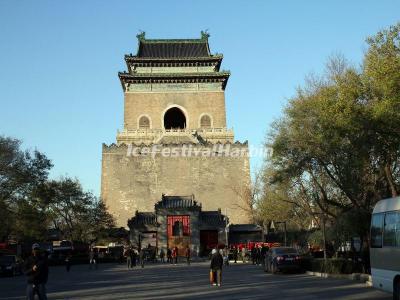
left=0, top=255, right=23, bottom=276
left=264, top=247, right=302, bottom=274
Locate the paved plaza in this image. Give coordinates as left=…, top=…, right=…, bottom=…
left=0, top=261, right=392, bottom=300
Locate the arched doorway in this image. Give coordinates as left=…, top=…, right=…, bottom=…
left=164, top=107, right=186, bottom=129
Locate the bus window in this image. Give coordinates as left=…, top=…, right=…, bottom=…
left=371, top=213, right=384, bottom=248
left=383, top=211, right=400, bottom=247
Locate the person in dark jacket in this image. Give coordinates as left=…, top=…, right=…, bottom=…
left=89, top=247, right=98, bottom=270
left=132, top=248, right=137, bottom=267
left=159, top=248, right=165, bottom=263
left=251, top=247, right=257, bottom=265
left=172, top=246, right=178, bottom=265
left=124, top=247, right=132, bottom=269
left=24, top=243, right=49, bottom=300
left=185, top=246, right=191, bottom=265
left=139, top=248, right=145, bottom=268
left=261, top=245, right=268, bottom=267
left=65, top=251, right=72, bottom=272
left=167, top=248, right=172, bottom=264
left=256, top=246, right=261, bottom=265
left=210, top=248, right=223, bottom=286
left=232, top=246, right=238, bottom=263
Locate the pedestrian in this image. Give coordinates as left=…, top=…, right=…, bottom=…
left=139, top=248, right=145, bottom=268
left=167, top=248, right=172, bottom=264
left=132, top=248, right=138, bottom=267
left=172, top=246, right=178, bottom=265
left=232, top=246, right=238, bottom=263
left=261, top=245, right=268, bottom=267
left=251, top=246, right=256, bottom=265
left=89, top=247, right=98, bottom=270
left=160, top=248, right=165, bottom=263
left=209, top=248, right=223, bottom=287
left=129, top=247, right=136, bottom=269
left=24, top=243, right=49, bottom=300
left=124, top=247, right=132, bottom=269
left=65, top=251, right=72, bottom=272
left=185, top=246, right=191, bottom=265
left=256, top=246, right=262, bottom=265
left=223, top=247, right=229, bottom=266
left=242, top=247, right=246, bottom=263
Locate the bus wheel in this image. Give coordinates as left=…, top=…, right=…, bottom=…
left=394, top=278, right=400, bottom=300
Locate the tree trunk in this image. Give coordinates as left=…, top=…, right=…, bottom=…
left=384, top=163, right=398, bottom=197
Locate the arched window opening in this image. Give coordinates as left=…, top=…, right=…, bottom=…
left=164, top=107, right=186, bottom=129
left=200, top=115, right=211, bottom=128
left=139, top=116, right=150, bottom=129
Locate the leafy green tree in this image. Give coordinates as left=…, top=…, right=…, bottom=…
left=0, top=136, right=52, bottom=241
left=363, top=23, right=400, bottom=197
left=261, top=23, right=400, bottom=252
left=42, top=177, right=116, bottom=242
left=13, top=201, right=49, bottom=242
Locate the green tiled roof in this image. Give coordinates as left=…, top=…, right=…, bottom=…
left=136, top=31, right=212, bottom=58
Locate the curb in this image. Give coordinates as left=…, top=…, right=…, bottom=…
left=305, top=271, right=372, bottom=286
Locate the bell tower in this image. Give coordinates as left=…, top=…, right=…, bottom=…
left=101, top=32, right=251, bottom=227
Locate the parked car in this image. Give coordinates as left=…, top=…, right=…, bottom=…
left=0, top=255, right=23, bottom=276
left=264, top=247, right=302, bottom=274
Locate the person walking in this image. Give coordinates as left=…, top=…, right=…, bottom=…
left=261, top=244, right=268, bottom=267
left=159, top=248, right=165, bottom=263
left=251, top=246, right=256, bottom=265
left=210, top=248, right=223, bottom=287
left=167, top=248, right=172, bottom=264
left=172, top=246, right=178, bottom=265
left=242, top=246, right=246, bottom=263
left=185, top=246, right=191, bottom=265
left=139, top=248, right=145, bottom=268
left=128, top=247, right=135, bottom=268
left=124, top=247, right=132, bottom=269
left=232, top=246, right=238, bottom=264
left=132, top=248, right=138, bottom=267
left=65, top=251, right=72, bottom=272
left=89, top=248, right=98, bottom=270
left=223, top=247, right=229, bottom=266
left=24, top=243, right=49, bottom=300
left=256, top=246, right=262, bottom=266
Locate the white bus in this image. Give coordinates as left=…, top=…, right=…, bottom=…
left=370, top=197, right=400, bottom=299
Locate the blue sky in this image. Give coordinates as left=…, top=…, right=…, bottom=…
left=0, top=0, right=399, bottom=195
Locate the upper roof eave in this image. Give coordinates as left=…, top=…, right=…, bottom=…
left=125, top=54, right=223, bottom=61
left=118, top=71, right=230, bottom=79
left=140, top=38, right=208, bottom=43
left=136, top=32, right=212, bottom=58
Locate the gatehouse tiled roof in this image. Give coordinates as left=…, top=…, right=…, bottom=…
left=128, top=212, right=157, bottom=226
left=229, top=224, right=263, bottom=232
left=155, top=194, right=200, bottom=209
left=201, top=211, right=227, bottom=227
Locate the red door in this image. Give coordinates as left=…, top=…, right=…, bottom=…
left=167, top=215, right=190, bottom=256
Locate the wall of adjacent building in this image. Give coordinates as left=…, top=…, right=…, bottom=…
left=101, top=143, right=251, bottom=228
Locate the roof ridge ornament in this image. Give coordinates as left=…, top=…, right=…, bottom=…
left=201, top=30, right=210, bottom=40
left=137, top=31, right=146, bottom=41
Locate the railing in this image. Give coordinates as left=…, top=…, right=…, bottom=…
left=117, top=127, right=234, bottom=136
